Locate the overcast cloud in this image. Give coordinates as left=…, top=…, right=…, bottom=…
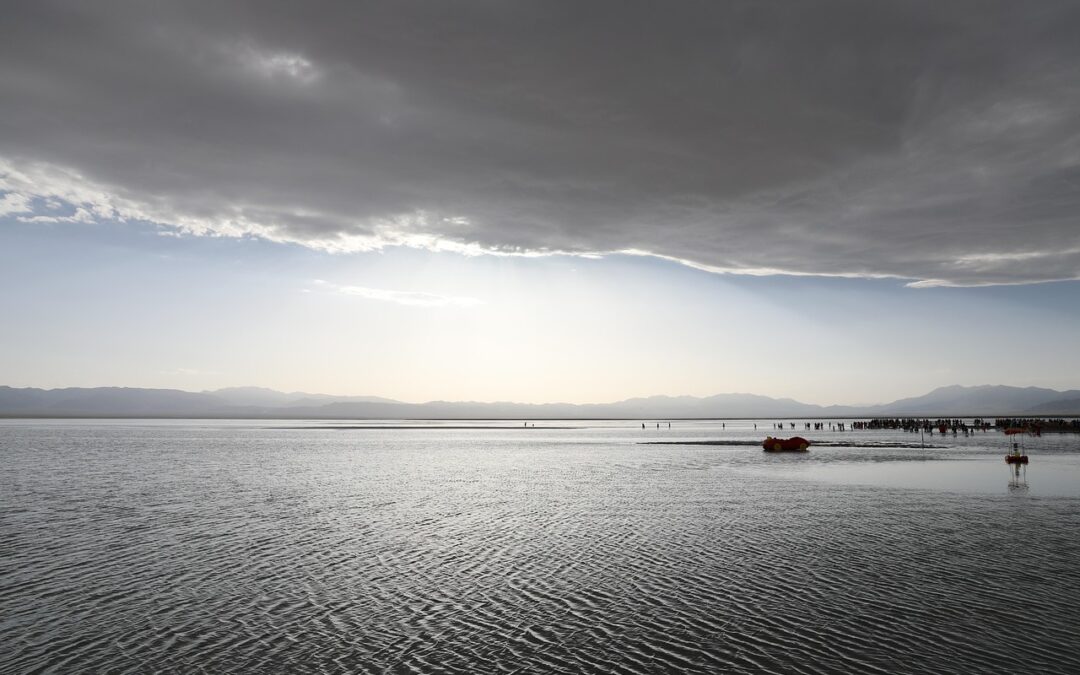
left=2, top=1, right=1079, bottom=286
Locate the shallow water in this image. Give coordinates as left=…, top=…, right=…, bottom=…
left=2, top=419, right=1079, bottom=673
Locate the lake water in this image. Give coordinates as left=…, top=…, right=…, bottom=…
left=2, top=419, right=1079, bottom=673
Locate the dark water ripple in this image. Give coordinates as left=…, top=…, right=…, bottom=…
left=2, top=421, right=1080, bottom=673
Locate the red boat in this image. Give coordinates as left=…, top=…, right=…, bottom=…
left=763, top=436, right=810, bottom=452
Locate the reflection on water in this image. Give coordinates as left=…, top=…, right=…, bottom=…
left=1009, top=463, right=1029, bottom=492
left=754, top=433, right=1080, bottom=498
left=770, top=455, right=1080, bottom=497
left=2, top=420, right=1079, bottom=674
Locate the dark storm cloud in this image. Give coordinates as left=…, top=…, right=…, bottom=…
left=2, top=1, right=1080, bottom=285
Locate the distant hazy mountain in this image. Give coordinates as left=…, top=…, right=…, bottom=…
left=1026, top=397, right=1080, bottom=415
left=0, top=387, right=223, bottom=416
left=207, top=386, right=399, bottom=408
left=866, top=385, right=1080, bottom=416
left=0, top=384, right=1077, bottom=418
left=0, top=386, right=401, bottom=417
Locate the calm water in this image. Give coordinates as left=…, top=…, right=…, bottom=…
left=2, top=419, right=1079, bottom=674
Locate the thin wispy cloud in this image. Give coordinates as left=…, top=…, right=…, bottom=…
left=159, top=367, right=217, bottom=377
left=314, top=280, right=482, bottom=308
left=237, top=47, right=320, bottom=83
left=2, top=1, right=1079, bottom=286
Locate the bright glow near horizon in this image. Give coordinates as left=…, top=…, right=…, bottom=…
left=1, top=218, right=1078, bottom=406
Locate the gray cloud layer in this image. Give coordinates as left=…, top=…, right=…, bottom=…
left=3, top=1, right=1080, bottom=285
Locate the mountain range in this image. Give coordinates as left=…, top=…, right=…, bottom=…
left=1, top=384, right=1078, bottom=418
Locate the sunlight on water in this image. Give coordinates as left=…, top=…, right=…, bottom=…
left=2, top=420, right=1079, bottom=674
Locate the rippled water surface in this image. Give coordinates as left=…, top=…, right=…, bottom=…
left=3, top=419, right=1080, bottom=673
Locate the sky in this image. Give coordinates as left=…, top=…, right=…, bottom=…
left=2, top=1, right=1079, bottom=405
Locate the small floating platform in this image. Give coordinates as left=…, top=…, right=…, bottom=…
left=1005, top=454, right=1029, bottom=464
left=763, top=436, right=810, bottom=452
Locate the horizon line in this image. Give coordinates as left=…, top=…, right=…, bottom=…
left=2, top=382, right=1078, bottom=411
